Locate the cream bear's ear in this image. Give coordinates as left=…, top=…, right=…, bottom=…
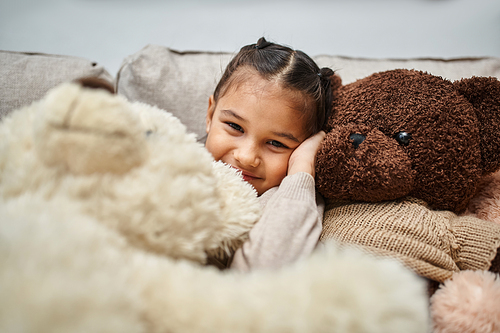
left=34, top=82, right=148, bottom=175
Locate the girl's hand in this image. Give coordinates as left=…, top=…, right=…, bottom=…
left=287, top=131, right=326, bottom=177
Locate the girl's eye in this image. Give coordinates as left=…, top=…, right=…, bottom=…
left=227, top=122, right=243, bottom=132
left=268, top=140, right=288, bottom=149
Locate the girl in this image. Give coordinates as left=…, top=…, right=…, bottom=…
left=205, top=37, right=334, bottom=271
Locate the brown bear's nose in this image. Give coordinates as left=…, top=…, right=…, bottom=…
left=349, top=133, right=366, bottom=149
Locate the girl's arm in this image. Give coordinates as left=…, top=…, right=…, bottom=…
left=229, top=172, right=324, bottom=271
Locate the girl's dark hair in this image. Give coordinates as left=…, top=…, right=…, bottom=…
left=213, top=37, right=334, bottom=135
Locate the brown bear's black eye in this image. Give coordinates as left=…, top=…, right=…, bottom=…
left=349, top=133, right=366, bottom=149
left=393, top=131, right=412, bottom=146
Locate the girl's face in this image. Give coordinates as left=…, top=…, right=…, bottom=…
left=205, top=72, right=308, bottom=195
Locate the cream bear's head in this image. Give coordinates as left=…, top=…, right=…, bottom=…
left=0, top=80, right=260, bottom=263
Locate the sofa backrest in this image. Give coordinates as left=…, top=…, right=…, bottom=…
left=116, top=46, right=233, bottom=142
left=2, top=46, right=500, bottom=140
left=0, top=50, right=113, bottom=120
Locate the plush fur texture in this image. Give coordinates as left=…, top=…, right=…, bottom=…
left=0, top=195, right=429, bottom=332
left=430, top=270, right=500, bottom=333
left=315, top=69, right=500, bottom=332
left=467, top=170, right=500, bottom=226
left=466, top=169, right=500, bottom=275
left=0, top=81, right=430, bottom=332
left=317, top=69, right=500, bottom=213
left=0, top=82, right=261, bottom=263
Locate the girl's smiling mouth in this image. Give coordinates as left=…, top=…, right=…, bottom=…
left=233, top=167, right=261, bottom=182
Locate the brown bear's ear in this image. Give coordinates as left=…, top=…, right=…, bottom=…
left=74, top=76, right=115, bottom=94
left=453, top=76, right=500, bottom=175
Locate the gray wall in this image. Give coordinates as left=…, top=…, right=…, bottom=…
left=1, top=0, right=499, bottom=74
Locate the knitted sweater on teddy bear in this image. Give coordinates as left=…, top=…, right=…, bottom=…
left=320, top=197, right=500, bottom=283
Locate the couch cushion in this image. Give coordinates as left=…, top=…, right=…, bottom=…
left=117, top=44, right=500, bottom=140
left=0, top=51, right=113, bottom=120
left=117, top=45, right=233, bottom=140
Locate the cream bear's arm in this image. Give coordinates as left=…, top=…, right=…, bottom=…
left=230, top=172, right=324, bottom=272
left=140, top=240, right=429, bottom=333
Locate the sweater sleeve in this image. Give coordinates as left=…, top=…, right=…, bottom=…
left=229, top=172, right=325, bottom=272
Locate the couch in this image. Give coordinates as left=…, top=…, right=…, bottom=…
left=2, top=44, right=500, bottom=140
left=2, top=45, right=500, bottom=332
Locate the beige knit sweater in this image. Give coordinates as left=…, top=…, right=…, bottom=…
left=320, top=197, right=500, bottom=282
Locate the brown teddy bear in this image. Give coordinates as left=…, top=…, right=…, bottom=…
left=315, top=69, right=500, bottom=332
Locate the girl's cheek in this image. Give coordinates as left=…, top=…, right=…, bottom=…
left=275, top=154, right=292, bottom=174
left=204, top=137, right=218, bottom=158
left=208, top=135, right=231, bottom=160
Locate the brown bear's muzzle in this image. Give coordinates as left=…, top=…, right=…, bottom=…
left=315, top=124, right=416, bottom=202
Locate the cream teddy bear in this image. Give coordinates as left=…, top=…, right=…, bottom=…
left=0, top=80, right=429, bottom=332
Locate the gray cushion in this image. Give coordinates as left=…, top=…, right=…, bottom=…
left=118, top=44, right=500, bottom=140
left=0, top=50, right=113, bottom=120
left=117, top=45, right=233, bottom=140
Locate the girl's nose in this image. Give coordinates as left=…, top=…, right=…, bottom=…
left=234, top=141, right=260, bottom=168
